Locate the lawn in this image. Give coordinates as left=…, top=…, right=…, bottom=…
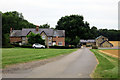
left=90, top=49, right=119, bottom=78
left=2, top=48, right=77, bottom=68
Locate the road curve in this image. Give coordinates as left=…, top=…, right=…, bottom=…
left=3, top=48, right=97, bottom=78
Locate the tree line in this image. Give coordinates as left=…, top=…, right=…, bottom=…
left=56, top=15, right=120, bottom=46
left=1, top=11, right=120, bottom=47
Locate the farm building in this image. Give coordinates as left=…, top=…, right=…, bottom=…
left=80, top=35, right=113, bottom=47
left=80, top=39, right=96, bottom=47
left=95, top=35, right=113, bottom=47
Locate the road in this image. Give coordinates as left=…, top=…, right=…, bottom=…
left=3, top=48, right=97, bottom=78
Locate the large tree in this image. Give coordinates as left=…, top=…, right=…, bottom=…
left=56, top=15, right=91, bottom=46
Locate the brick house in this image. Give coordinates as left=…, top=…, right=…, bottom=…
left=10, top=26, right=65, bottom=47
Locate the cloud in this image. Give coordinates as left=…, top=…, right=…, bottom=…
left=0, top=0, right=119, bottom=29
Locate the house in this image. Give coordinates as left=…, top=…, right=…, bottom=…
left=95, top=35, right=113, bottom=47
left=80, top=35, right=113, bottom=47
left=10, top=26, right=65, bottom=47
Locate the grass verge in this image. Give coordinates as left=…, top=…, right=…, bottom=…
left=2, top=48, right=77, bottom=68
left=90, top=49, right=119, bottom=78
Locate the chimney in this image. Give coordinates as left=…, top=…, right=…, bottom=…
left=36, top=25, right=39, bottom=31
left=10, top=27, right=12, bottom=33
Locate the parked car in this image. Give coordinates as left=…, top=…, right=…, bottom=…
left=32, top=43, right=45, bottom=48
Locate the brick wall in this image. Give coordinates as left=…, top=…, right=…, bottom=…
left=53, top=37, right=65, bottom=46
left=10, top=37, right=22, bottom=43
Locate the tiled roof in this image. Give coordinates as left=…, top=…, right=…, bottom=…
left=10, top=30, right=22, bottom=37
left=53, top=30, right=65, bottom=37
left=10, top=28, right=65, bottom=37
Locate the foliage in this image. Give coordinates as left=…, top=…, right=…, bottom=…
left=27, top=32, right=45, bottom=45
left=2, top=33, right=14, bottom=48
left=56, top=15, right=89, bottom=46
left=56, top=14, right=120, bottom=46
left=2, top=11, right=120, bottom=48
left=2, top=48, right=77, bottom=68
left=21, top=44, right=32, bottom=48
left=49, top=46, right=75, bottom=49
left=39, top=23, right=50, bottom=28
left=2, top=11, right=36, bottom=47
left=92, top=45, right=98, bottom=49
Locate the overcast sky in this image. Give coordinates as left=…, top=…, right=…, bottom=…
left=0, top=0, right=119, bottom=29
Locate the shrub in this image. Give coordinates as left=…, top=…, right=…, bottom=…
left=2, top=44, right=15, bottom=48
left=49, top=46, right=75, bottom=49
left=21, top=44, right=32, bottom=48
left=12, top=43, right=20, bottom=47
left=86, top=45, right=92, bottom=47
left=92, top=45, right=98, bottom=49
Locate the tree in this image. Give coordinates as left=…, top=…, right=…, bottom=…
left=90, top=26, right=98, bottom=39
left=39, top=23, right=50, bottom=28
left=56, top=15, right=91, bottom=46
left=27, top=32, right=45, bottom=45
left=2, top=11, right=36, bottom=47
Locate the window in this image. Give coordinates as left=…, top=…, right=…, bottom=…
left=22, top=37, right=26, bottom=41
left=102, top=38, right=104, bottom=40
left=58, top=42, right=62, bottom=46
left=49, top=42, right=52, bottom=46
left=42, top=35, right=45, bottom=39
left=48, top=37, right=52, bottom=40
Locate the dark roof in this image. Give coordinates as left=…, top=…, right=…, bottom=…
left=10, top=30, right=22, bottom=37
left=80, top=39, right=95, bottom=43
left=100, top=40, right=113, bottom=46
left=10, top=28, right=65, bottom=37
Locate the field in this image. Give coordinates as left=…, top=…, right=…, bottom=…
left=90, top=49, right=119, bottom=78
left=2, top=48, right=77, bottom=68
left=109, top=41, right=120, bottom=47
left=99, top=50, right=119, bottom=58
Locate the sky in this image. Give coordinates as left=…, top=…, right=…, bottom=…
left=0, top=0, right=119, bottom=30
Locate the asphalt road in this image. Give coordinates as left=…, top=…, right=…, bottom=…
left=3, top=48, right=97, bottom=78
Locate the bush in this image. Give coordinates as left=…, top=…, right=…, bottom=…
left=2, top=44, right=15, bottom=48
left=49, top=46, right=75, bottom=49
left=92, top=45, right=98, bottom=49
left=21, top=44, right=32, bottom=48
left=12, top=43, right=20, bottom=47
left=86, top=45, right=92, bottom=47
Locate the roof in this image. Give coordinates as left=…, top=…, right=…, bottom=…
left=80, top=39, right=95, bottom=43
left=96, top=35, right=107, bottom=40
left=10, top=28, right=65, bottom=37
left=53, top=30, right=65, bottom=37
left=10, top=30, right=22, bottom=37
left=100, top=40, right=113, bottom=46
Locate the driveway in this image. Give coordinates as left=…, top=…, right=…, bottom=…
left=3, top=48, right=97, bottom=78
